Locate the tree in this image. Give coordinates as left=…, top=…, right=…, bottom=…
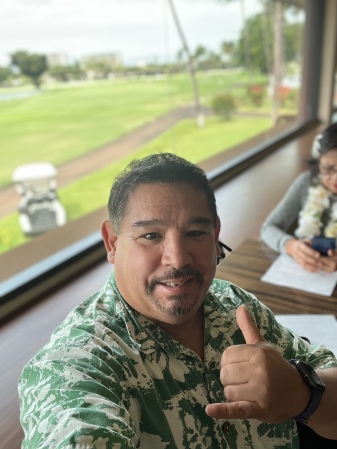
left=0, top=66, right=12, bottom=85
left=82, top=57, right=115, bottom=79
left=220, top=41, right=235, bottom=67
left=49, top=63, right=84, bottom=82
left=176, top=47, right=185, bottom=63
left=234, top=9, right=303, bottom=74
left=217, top=0, right=252, bottom=72
left=198, top=51, right=223, bottom=71
left=193, top=45, right=208, bottom=62
left=167, top=0, right=204, bottom=127
left=212, top=92, right=237, bottom=120
left=10, top=51, right=48, bottom=88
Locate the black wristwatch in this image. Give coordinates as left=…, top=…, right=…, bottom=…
left=289, top=359, right=326, bottom=424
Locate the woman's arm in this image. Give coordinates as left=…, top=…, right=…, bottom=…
left=260, top=172, right=311, bottom=253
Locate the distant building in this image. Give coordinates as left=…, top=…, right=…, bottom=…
left=81, top=52, right=123, bottom=69
left=47, top=53, right=69, bottom=67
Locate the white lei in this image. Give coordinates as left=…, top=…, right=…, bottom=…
left=295, top=184, right=337, bottom=238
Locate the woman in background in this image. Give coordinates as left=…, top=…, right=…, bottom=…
left=261, top=122, right=337, bottom=272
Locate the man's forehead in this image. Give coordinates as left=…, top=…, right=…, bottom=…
left=123, top=182, right=212, bottom=219
left=130, top=182, right=204, bottom=201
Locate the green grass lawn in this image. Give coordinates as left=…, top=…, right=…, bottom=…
left=0, top=70, right=268, bottom=188
left=0, top=114, right=271, bottom=254
left=2, top=70, right=299, bottom=255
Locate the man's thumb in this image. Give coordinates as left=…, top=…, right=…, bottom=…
left=236, top=305, right=264, bottom=344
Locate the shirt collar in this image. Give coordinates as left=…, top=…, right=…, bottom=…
left=108, top=273, right=233, bottom=358
left=109, top=272, right=186, bottom=356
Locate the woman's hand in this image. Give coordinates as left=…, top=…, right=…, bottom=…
left=285, top=239, right=323, bottom=272
left=285, top=239, right=337, bottom=272
left=321, top=249, right=337, bottom=272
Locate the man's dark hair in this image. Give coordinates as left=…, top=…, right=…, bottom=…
left=108, top=153, right=217, bottom=232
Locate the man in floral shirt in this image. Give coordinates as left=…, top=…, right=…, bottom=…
left=19, top=153, right=337, bottom=449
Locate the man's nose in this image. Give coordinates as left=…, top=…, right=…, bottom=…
left=161, top=235, right=193, bottom=269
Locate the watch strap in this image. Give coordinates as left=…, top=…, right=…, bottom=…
left=289, top=359, right=325, bottom=424
left=293, top=388, right=323, bottom=424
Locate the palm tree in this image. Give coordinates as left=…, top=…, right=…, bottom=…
left=218, top=0, right=286, bottom=126
left=167, top=0, right=204, bottom=127
left=272, top=0, right=284, bottom=126
left=217, top=0, right=252, bottom=73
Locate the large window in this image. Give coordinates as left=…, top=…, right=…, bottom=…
left=0, top=0, right=313, bottom=288
left=332, top=65, right=337, bottom=123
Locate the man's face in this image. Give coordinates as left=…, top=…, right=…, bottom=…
left=102, top=182, right=220, bottom=327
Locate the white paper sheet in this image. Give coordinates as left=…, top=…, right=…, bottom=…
left=276, top=314, right=337, bottom=357
left=260, top=254, right=337, bottom=296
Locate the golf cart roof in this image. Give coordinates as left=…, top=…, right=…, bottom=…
left=12, top=163, right=57, bottom=183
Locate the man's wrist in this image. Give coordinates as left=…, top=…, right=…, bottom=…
left=289, top=363, right=311, bottom=419
left=289, top=360, right=326, bottom=424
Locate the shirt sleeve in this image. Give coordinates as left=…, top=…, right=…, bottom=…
left=260, top=172, right=312, bottom=254
left=19, top=334, right=139, bottom=449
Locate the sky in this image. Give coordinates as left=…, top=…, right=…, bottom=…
left=0, top=0, right=263, bottom=66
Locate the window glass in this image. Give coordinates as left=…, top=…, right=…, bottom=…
left=0, top=0, right=306, bottom=280
left=332, top=65, right=337, bottom=123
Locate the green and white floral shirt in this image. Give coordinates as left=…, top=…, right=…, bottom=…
left=19, top=274, right=337, bottom=449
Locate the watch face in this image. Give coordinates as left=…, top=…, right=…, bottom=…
left=311, top=370, right=326, bottom=390
left=296, top=361, right=326, bottom=392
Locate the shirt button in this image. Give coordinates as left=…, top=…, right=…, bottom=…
left=221, top=421, right=232, bottom=433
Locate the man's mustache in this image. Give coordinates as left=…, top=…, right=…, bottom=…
left=147, top=267, right=203, bottom=293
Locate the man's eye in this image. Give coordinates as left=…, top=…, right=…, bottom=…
left=187, top=230, right=206, bottom=237
left=142, top=232, right=160, bottom=240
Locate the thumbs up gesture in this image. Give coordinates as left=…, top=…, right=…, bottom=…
left=206, top=305, right=310, bottom=423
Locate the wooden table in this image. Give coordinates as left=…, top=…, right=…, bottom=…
left=215, top=239, right=337, bottom=316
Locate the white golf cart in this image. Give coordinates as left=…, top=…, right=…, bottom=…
left=12, top=162, right=66, bottom=236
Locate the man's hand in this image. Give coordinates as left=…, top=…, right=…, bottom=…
left=205, top=306, right=310, bottom=423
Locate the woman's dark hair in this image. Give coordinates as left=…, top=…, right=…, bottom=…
left=308, top=122, right=337, bottom=178
left=108, top=153, right=217, bottom=232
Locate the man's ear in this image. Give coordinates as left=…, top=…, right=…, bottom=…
left=101, top=219, right=118, bottom=265
left=215, top=217, right=222, bottom=260
left=215, top=216, right=221, bottom=242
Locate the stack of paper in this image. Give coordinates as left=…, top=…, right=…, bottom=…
left=261, top=254, right=337, bottom=296
left=276, top=314, right=337, bottom=357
